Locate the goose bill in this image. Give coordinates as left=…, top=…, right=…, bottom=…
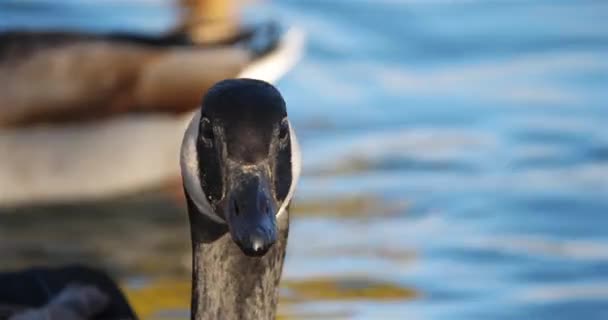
left=223, top=161, right=278, bottom=257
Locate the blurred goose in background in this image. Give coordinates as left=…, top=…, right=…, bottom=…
left=0, top=266, right=135, bottom=320
left=0, top=79, right=301, bottom=320
left=0, top=22, right=304, bottom=207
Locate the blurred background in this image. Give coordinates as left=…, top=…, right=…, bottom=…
left=1, top=0, right=608, bottom=319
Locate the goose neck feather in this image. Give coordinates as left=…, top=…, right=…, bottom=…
left=186, top=192, right=289, bottom=320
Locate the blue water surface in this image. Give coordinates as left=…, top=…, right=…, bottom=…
left=1, top=0, right=607, bottom=319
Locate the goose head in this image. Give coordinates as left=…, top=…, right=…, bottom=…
left=181, top=78, right=301, bottom=257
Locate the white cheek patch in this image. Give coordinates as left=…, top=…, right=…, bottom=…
left=180, top=110, right=226, bottom=224
left=276, top=121, right=301, bottom=218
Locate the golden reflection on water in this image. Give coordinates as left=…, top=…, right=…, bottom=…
left=0, top=188, right=417, bottom=319
left=293, top=195, right=408, bottom=218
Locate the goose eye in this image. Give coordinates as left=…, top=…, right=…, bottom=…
left=279, top=119, right=289, bottom=142
left=200, top=117, right=214, bottom=146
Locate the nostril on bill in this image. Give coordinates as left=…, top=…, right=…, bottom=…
left=233, top=199, right=240, bottom=216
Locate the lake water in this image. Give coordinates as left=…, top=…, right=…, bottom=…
left=1, top=0, right=607, bottom=319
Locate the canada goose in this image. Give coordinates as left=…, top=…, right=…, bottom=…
left=0, top=79, right=301, bottom=320
left=0, top=265, right=136, bottom=320
left=0, top=23, right=304, bottom=207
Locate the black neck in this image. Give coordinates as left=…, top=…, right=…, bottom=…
left=185, top=192, right=289, bottom=320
